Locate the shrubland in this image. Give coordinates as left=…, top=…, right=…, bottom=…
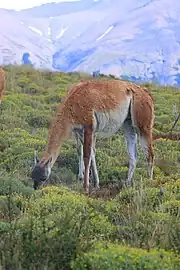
left=0, top=65, right=179, bottom=269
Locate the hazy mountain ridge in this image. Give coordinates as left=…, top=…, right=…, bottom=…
left=0, top=0, right=180, bottom=85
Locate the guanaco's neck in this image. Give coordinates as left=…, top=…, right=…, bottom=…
left=42, top=104, right=72, bottom=166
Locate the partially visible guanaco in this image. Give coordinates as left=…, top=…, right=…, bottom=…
left=0, top=67, right=5, bottom=104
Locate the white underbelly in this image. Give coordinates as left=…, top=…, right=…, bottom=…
left=94, top=97, right=131, bottom=138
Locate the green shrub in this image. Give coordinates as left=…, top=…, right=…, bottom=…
left=26, top=113, right=51, bottom=128
left=72, top=242, right=180, bottom=270
left=49, top=167, right=77, bottom=186
left=0, top=195, right=21, bottom=220
left=20, top=186, right=115, bottom=239
left=0, top=174, right=33, bottom=196
left=163, top=200, right=180, bottom=216
left=0, top=221, right=10, bottom=234
left=95, top=187, right=180, bottom=252
left=0, top=186, right=115, bottom=269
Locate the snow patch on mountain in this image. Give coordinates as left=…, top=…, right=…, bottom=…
left=56, top=27, right=68, bottom=39
left=28, top=26, right=43, bottom=36
left=48, top=26, right=51, bottom=36
left=96, top=25, right=114, bottom=41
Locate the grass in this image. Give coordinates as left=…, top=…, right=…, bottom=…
left=0, top=65, right=179, bottom=269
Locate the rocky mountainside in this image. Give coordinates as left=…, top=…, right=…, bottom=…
left=0, top=0, right=180, bottom=85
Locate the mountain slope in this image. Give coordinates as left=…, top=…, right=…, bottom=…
left=16, top=0, right=100, bottom=17
left=0, top=9, right=53, bottom=68
left=0, top=0, right=180, bottom=86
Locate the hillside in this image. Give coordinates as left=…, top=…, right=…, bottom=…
left=0, top=0, right=180, bottom=86
left=0, top=66, right=180, bottom=269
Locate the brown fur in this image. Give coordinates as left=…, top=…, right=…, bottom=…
left=0, top=67, right=5, bottom=103
left=62, top=79, right=130, bottom=124
left=129, top=83, right=154, bottom=164
left=130, top=84, right=154, bottom=136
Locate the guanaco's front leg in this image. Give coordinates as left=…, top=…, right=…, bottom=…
left=83, top=124, right=93, bottom=194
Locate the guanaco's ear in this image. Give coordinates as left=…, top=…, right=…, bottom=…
left=34, top=150, right=39, bottom=165
left=44, top=156, right=52, bottom=166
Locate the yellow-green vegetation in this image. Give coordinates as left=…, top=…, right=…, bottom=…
left=0, top=65, right=179, bottom=269
left=72, top=242, right=180, bottom=270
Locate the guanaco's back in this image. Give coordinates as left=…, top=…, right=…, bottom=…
left=61, top=80, right=132, bottom=124
left=60, top=79, right=154, bottom=136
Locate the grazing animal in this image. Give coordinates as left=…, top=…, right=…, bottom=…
left=31, top=79, right=154, bottom=194
left=0, top=67, right=5, bottom=104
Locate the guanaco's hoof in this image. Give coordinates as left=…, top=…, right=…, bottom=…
left=83, top=187, right=89, bottom=195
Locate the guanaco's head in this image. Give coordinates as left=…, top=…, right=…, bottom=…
left=31, top=151, right=52, bottom=190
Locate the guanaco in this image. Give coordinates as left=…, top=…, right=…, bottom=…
left=31, top=79, right=155, bottom=194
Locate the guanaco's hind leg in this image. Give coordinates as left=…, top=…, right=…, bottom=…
left=90, top=137, right=100, bottom=189
left=139, top=133, right=154, bottom=180
left=123, top=120, right=138, bottom=187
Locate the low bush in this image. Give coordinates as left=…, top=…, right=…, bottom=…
left=0, top=173, right=33, bottom=197
left=72, top=242, right=180, bottom=270
left=0, top=186, right=115, bottom=269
